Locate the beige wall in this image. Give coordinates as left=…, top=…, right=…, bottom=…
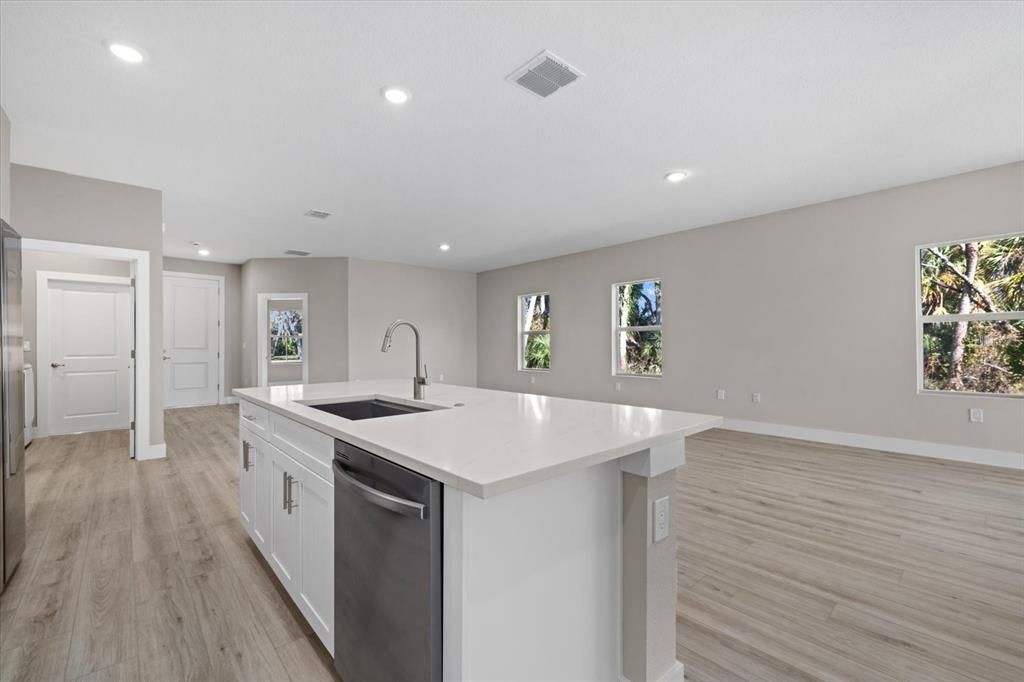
left=11, top=164, right=165, bottom=445
left=478, top=162, right=1024, bottom=455
left=163, top=257, right=243, bottom=398
left=0, top=108, right=10, bottom=224
left=21, top=252, right=130, bottom=426
left=348, top=258, right=478, bottom=387
left=240, top=257, right=349, bottom=387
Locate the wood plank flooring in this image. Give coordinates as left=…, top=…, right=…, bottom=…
left=678, top=430, right=1024, bottom=682
left=1, top=406, right=1020, bottom=681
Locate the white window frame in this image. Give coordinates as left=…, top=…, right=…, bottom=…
left=517, top=291, right=551, bottom=372
left=915, top=232, right=1023, bottom=399
left=269, top=308, right=304, bottom=364
left=612, top=278, right=663, bottom=378
left=257, top=293, right=309, bottom=387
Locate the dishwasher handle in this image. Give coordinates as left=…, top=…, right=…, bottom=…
left=334, top=460, right=428, bottom=520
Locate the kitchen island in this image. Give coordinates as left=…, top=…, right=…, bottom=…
left=234, top=379, right=720, bottom=682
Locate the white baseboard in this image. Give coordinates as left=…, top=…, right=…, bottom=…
left=622, top=661, right=684, bottom=682
left=221, top=396, right=239, bottom=405
left=721, top=418, right=1023, bottom=470
left=136, top=442, right=167, bottom=461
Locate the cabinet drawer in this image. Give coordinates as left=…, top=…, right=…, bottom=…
left=269, top=412, right=334, bottom=482
left=239, top=400, right=269, bottom=433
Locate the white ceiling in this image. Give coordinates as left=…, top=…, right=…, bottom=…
left=2, top=1, right=1021, bottom=272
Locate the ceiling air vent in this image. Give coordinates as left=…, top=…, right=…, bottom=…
left=284, top=249, right=311, bottom=257
left=304, top=209, right=332, bottom=219
left=507, top=50, right=583, bottom=98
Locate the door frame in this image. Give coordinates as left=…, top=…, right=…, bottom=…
left=163, top=270, right=226, bottom=406
left=36, top=271, right=133, bottom=440
left=22, top=239, right=160, bottom=460
left=257, top=293, right=309, bottom=387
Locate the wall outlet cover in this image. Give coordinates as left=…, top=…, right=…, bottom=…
left=653, top=496, right=670, bottom=543
left=752, top=392, right=761, bottom=403
left=969, top=408, right=984, bottom=423
left=716, top=389, right=726, bottom=400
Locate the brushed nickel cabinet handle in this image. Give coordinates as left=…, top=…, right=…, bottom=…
left=242, top=441, right=251, bottom=471
left=282, top=471, right=289, bottom=510
left=287, top=475, right=298, bottom=515
left=242, top=414, right=256, bottom=422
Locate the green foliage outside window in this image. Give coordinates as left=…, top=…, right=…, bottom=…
left=920, top=236, right=1023, bottom=394
left=270, top=309, right=303, bottom=362
left=616, top=280, right=662, bottom=376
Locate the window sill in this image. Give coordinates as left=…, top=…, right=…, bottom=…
left=271, top=359, right=304, bottom=365
left=918, top=388, right=1022, bottom=399
left=518, top=368, right=551, bottom=373
left=614, top=373, right=662, bottom=379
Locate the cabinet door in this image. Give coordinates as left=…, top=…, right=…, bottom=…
left=268, top=443, right=301, bottom=593
left=238, top=436, right=255, bottom=533
left=251, top=438, right=272, bottom=553
left=295, top=465, right=334, bottom=652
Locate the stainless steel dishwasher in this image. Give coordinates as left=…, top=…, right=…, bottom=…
left=333, top=440, right=442, bottom=682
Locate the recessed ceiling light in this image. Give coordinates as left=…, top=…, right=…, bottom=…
left=197, top=249, right=210, bottom=257
left=382, top=87, right=411, bottom=104
left=439, top=243, right=451, bottom=252
left=107, top=42, right=145, bottom=64
left=664, top=170, right=689, bottom=183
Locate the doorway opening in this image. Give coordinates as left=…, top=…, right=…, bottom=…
left=257, top=293, right=308, bottom=387
left=21, top=239, right=158, bottom=460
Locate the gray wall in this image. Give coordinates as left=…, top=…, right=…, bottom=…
left=478, top=162, right=1024, bottom=455
left=0, top=108, right=9, bottom=223
left=21, top=252, right=130, bottom=426
left=163, top=257, right=243, bottom=399
left=11, top=164, right=165, bottom=445
left=348, top=258, right=478, bottom=387
left=240, top=257, right=349, bottom=387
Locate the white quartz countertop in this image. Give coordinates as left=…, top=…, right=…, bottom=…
left=234, top=380, right=722, bottom=498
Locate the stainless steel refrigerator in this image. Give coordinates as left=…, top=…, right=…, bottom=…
left=1, top=218, right=26, bottom=591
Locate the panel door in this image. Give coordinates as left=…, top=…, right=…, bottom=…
left=296, top=465, right=333, bottom=651
left=48, top=280, right=131, bottom=434
left=163, top=275, right=220, bottom=408
left=268, top=442, right=300, bottom=593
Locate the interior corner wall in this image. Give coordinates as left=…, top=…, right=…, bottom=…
left=163, top=257, right=243, bottom=398
left=0, top=108, right=10, bottom=224
left=10, top=163, right=166, bottom=446
left=476, top=162, right=1024, bottom=458
left=240, top=257, right=349, bottom=387
left=347, top=258, right=478, bottom=387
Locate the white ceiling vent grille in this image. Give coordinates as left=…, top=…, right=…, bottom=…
left=284, top=249, right=311, bottom=257
left=304, top=209, right=331, bottom=219
left=507, top=50, right=583, bottom=98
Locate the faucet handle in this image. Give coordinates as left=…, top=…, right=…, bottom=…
left=421, top=364, right=431, bottom=385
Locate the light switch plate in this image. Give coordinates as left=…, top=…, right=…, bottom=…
left=653, top=496, right=670, bottom=543
left=969, top=408, right=984, bottom=423
left=716, top=389, right=726, bottom=400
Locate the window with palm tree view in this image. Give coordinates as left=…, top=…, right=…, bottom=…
left=519, top=292, right=550, bottom=370
left=614, top=279, right=662, bottom=376
left=270, top=308, right=304, bottom=362
left=919, top=235, right=1023, bottom=395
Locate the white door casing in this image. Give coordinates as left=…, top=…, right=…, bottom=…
left=256, top=293, right=309, bottom=387
left=163, top=274, right=222, bottom=408
left=46, top=279, right=132, bottom=435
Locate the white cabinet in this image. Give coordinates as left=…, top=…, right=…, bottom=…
left=239, top=422, right=334, bottom=653
left=295, top=462, right=334, bottom=648
left=268, top=442, right=301, bottom=593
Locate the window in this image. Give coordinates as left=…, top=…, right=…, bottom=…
left=518, top=292, right=550, bottom=370
left=270, top=308, right=304, bottom=363
left=918, top=235, right=1023, bottom=396
left=614, top=279, right=662, bottom=376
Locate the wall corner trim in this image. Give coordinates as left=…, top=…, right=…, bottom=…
left=721, top=418, right=1023, bottom=470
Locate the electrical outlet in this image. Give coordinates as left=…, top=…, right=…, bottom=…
left=969, top=408, right=984, bottom=424
left=438, top=373, right=444, bottom=382
left=653, top=496, right=670, bottom=543
left=615, top=382, right=622, bottom=392
left=716, top=389, right=726, bottom=400
left=530, top=375, right=536, bottom=385
left=23, top=340, right=31, bottom=352
left=752, top=392, right=761, bottom=404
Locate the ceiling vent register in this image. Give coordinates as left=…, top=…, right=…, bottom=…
left=507, top=50, right=583, bottom=98
left=304, top=209, right=332, bottom=219
left=284, top=249, right=311, bottom=257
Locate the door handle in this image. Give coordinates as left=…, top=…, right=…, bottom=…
left=333, top=461, right=427, bottom=519
left=50, top=362, right=65, bottom=368
left=286, top=474, right=298, bottom=514
left=162, top=354, right=172, bottom=360
left=242, top=441, right=251, bottom=471
left=282, top=471, right=289, bottom=510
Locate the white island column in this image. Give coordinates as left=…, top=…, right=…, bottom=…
left=620, top=440, right=686, bottom=682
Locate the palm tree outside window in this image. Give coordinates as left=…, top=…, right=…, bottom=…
left=614, top=279, right=662, bottom=376
left=270, top=308, right=303, bottom=363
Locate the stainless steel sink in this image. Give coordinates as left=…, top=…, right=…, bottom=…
left=306, top=399, right=433, bottom=421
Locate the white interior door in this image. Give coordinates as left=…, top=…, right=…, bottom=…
left=163, top=275, right=221, bottom=408
left=48, top=280, right=132, bottom=434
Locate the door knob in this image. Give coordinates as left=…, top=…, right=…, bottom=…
left=50, top=362, right=65, bottom=368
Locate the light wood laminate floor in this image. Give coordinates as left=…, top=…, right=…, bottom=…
left=0, top=406, right=1020, bottom=681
